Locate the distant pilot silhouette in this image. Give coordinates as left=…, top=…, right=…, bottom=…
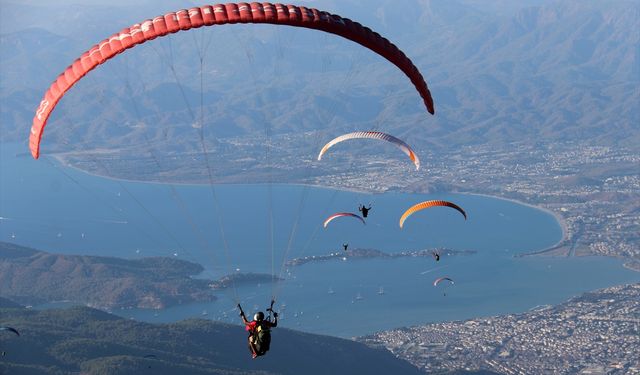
left=358, top=204, right=371, bottom=218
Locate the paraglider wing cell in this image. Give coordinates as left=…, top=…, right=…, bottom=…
left=28, top=2, right=434, bottom=159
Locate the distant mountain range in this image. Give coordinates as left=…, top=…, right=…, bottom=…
left=1, top=0, right=637, bottom=163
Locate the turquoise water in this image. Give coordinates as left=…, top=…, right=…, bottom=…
left=1, top=142, right=638, bottom=337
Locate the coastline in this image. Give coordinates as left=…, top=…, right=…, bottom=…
left=50, top=153, right=569, bottom=256
left=39, top=150, right=633, bottom=274
left=622, top=260, right=640, bottom=273
left=457, top=191, right=569, bottom=257
left=49, top=153, right=379, bottom=194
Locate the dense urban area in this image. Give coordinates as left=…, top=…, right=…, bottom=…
left=360, top=283, right=640, bottom=374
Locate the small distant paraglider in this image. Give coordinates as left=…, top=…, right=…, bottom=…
left=0, top=327, right=19, bottom=336
left=1, top=326, right=20, bottom=357
left=143, top=354, right=158, bottom=369
left=433, top=277, right=454, bottom=296
left=433, top=277, right=454, bottom=287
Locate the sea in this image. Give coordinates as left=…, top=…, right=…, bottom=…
left=1, top=142, right=638, bottom=337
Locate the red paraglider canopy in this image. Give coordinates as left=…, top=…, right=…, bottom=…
left=29, top=2, right=435, bottom=159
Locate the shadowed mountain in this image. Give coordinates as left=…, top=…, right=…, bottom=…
left=0, top=305, right=425, bottom=375
left=0, top=242, right=214, bottom=310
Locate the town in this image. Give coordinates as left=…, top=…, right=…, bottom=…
left=359, top=283, right=640, bottom=374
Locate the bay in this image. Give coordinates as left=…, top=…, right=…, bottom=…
left=1, top=142, right=638, bottom=337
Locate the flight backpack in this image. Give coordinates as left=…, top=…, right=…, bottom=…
left=254, top=323, right=271, bottom=355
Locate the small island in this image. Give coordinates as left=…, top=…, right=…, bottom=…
left=286, top=247, right=476, bottom=267
left=208, top=272, right=284, bottom=290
